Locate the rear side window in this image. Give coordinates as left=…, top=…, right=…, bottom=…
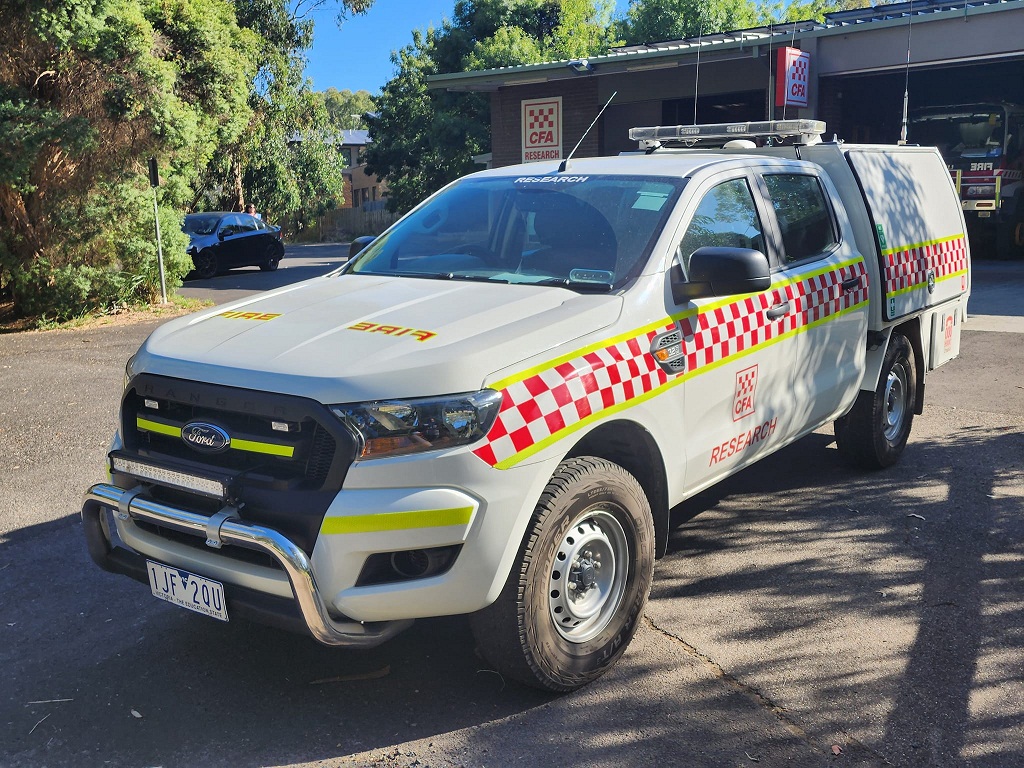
left=762, top=174, right=837, bottom=263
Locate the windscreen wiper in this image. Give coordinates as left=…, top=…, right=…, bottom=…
left=533, top=277, right=614, bottom=292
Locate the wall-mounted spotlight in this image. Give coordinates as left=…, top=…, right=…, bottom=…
left=567, top=59, right=593, bottom=74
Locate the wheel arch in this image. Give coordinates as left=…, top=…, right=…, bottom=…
left=863, top=320, right=925, bottom=415
left=565, top=419, right=671, bottom=558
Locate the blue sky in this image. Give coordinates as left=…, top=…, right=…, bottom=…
left=304, top=0, right=629, bottom=95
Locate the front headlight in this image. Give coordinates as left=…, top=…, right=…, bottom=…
left=331, top=390, right=503, bottom=460
left=124, top=354, right=138, bottom=393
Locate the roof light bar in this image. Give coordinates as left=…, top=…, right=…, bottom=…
left=629, top=119, right=826, bottom=143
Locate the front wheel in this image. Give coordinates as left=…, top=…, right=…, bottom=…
left=470, top=457, right=654, bottom=691
left=192, top=249, right=219, bottom=280
left=835, top=333, right=917, bottom=469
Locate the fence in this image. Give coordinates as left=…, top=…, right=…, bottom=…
left=316, top=206, right=400, bottom=241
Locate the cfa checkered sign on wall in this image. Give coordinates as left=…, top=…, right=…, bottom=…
left=775, top=47, right=811, bottom=108
left=522, top=97, right=562, bottom=163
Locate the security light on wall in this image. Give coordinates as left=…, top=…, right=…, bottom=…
left=567, top=59, right=593, bottom=74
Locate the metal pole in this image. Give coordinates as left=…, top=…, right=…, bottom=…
left=152, top=186, right=167, bottom=304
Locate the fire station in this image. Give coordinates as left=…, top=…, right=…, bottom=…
left=427, top=0, right=1024, bottom=166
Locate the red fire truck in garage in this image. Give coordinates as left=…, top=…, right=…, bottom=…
left=910, top=102, right=1024, bottom=259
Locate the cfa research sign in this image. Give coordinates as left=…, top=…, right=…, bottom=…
left=522, top=97, right=562, bottom=163
left=775, top=47, right=810, bottom=108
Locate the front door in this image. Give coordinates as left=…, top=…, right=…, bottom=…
left=666, top=172, right=804, bottom=491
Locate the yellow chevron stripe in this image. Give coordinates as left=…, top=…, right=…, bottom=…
left=321, top=506, right=474, bottom=534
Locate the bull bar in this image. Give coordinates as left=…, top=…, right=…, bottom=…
left=82, top=482, right=412, bottom=647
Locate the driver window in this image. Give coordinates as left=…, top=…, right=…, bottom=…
left=677, top=178, right=764, bottom=276
left=220, top=214, right=241, bottom=236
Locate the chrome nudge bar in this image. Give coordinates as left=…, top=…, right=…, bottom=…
left=82, top=483, right=412, bottom=647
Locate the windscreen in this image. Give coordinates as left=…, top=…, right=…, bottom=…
left=347, top=174, right=685, bottom=290
left=910, top=107, right=1008, bottom=160
left=183, top=214, right=221, bottom=235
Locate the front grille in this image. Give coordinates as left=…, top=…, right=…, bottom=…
left=118, top=374, right=358, bottom=555
left=123, top=375, right=351, bottom=493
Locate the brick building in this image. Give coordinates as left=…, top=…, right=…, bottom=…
left=428, top=0, right=1024, bottom=166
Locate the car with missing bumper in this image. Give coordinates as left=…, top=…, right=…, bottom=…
left=83, top=120, right=970, bottom=691
left=183, top=211, right=285, bottom=279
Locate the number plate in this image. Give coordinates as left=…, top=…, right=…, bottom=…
left=146, top=560, right=228, bottom=622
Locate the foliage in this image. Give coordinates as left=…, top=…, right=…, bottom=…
left=365, top=0, right=618, bottom=214
left=618, top=0, right=760, bottom=44
left=0, top=0, right=369, bottom=318
left=321, top=87, right=376, bottom=130
left=0, top=0, right=256, bottom=316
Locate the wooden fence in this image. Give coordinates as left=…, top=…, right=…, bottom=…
left=315, top=207, right=399, bottom=241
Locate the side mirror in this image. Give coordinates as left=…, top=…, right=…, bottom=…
left=349, top=235, right=375, bottom=260
left=672, top=247, right=771, bottom=303
left=217, top=229, right=228, bottom=241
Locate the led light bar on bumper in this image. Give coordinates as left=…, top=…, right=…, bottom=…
left=331, top=390, right=502, bottom=459
left=110, top=455, right=228, bottom=499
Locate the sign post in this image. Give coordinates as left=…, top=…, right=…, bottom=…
left=148, top=157, right=168, bottom=305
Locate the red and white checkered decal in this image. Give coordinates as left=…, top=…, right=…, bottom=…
left=527, top=106, right=556, bottom=131
left=474, top=260, right=869, bottom=468
left=883, top=235, right=968, bottom=296
left=473, top=329, right=673, bottom=468
left=733, top=365, right=758, bottom=421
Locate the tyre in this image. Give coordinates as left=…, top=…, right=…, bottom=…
left=192, top=249, right=219, bottom=280
left=260, top=244, right=282, bottom=272
left=835, top=333, right=917, bottom=469
left=470, top=457, right=655, bottom=692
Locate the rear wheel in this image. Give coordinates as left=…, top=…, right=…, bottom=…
left=260, top=243, right=282, bottom=271
left=470, top=457, right=654, bottom=691
left=835, top=333, right=917, bottom=469
left=192, top=249, right=218, bottom=280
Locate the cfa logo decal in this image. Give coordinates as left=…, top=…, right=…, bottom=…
left=733, top=365, right=758, bottom=421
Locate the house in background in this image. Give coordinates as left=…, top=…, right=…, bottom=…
left=338, top=129, right=388, bottom=211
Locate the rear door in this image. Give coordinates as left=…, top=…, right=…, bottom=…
left=754, top=168, right=870, bottom=427
left=845, top=148, right=970, bottom=322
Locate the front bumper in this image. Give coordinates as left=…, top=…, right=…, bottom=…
left=82, top=483, right=412, bottom=647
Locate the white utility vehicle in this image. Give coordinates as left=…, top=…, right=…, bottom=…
left=83, top=120, right=970, bottom=691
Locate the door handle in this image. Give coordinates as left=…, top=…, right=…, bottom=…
left=766, top=301, right=791, bottom=320
left=841, top=276, right=861, bottom=291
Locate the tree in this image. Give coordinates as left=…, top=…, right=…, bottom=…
left=365, top=0, right=618, bottom=214
left=321, top=87, right=376, bottom=130
left=0, top=0, right=257, bottom=318
left=191, top=0, right=373, bottom=220
left=0, top=0, right=373, bottom=319
left=619, top=0, right=760, bottom=45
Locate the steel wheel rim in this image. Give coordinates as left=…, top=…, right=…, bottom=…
left=883, top=362, right=908, bottom=441
left=548, top=509, right=629, bottom=643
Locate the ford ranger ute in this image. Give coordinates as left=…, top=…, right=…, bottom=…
left=83, top=120, right=970, bottom=691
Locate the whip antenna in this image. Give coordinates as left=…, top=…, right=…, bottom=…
left=899, top=0, right=915, bottom=144
left=693, top=7, right=705, bottom=124
left=559, top=91, right=617, bottom=172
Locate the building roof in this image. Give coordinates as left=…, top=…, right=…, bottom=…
left=426, top=0, right=1023, bottom=92
left=339, top=129, right=371, bottom=146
